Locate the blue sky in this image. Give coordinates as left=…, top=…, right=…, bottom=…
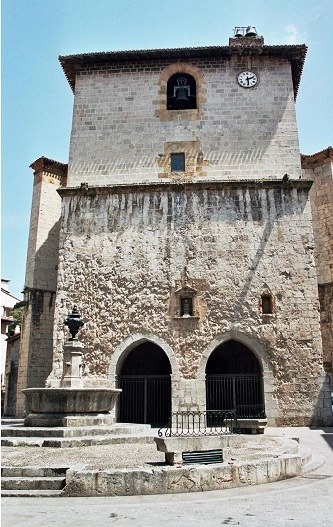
left=2, top=0, right=332, bottom=298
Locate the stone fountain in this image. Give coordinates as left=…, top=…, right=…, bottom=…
left=23, top=306, right=121, bottom=427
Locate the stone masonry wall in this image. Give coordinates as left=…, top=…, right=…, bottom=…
left=319, top=283, right=333, bottom=381
left=302, top=152, right=333, bottom=382
left=304, top=158, right=333, bottom=285
left=50, top=181, right=332, bottom=425
left=67, top=55, right=301, bottom=186
left=16, top=162, right=66, bottom=416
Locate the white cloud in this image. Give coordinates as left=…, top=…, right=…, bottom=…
left=284, top=24, right=305, bottom=44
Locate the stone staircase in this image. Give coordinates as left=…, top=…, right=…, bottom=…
left=1, top=467, right=68, bottom=497
left=1, top=419, right=158, bottom=496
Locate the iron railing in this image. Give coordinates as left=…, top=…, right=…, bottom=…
left=158, top=410, right=239, bottom=437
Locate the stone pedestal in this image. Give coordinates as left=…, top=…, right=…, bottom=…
left=61, top=340, right=84, bottom=388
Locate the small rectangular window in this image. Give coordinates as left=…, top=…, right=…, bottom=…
left=171, top=153, right=185, bottom=172
left=261, top=295, right=273, bottom=314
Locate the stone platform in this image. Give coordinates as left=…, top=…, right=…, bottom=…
left=1, top=420, right=153, bottom=448
left=2, top=420, right=325, bottom=497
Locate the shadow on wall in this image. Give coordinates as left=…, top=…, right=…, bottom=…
left=25, top=220, right=61, bottom=390
left=312, top=376, right=333, bottom=427
left=321, top=432, right=333, bottom=451
left=33, top=220, right=61, bottom=292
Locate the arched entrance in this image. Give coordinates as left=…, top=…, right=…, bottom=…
left=118, top=341, right=171, bottom=426
left=206, top=339, right=265, bottom=418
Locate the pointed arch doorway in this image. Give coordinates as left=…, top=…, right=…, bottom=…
left=206, top=340, right=265, bottom=418
left=117, top=342, right=171, bottom=426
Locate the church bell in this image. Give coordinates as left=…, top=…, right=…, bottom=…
left=234, top=28, right=244, bottom=38
left=175, top=86, right=189, bottom=104
left=174, top=76, right=190, bottom=106
left=245, top=26, right=257, bottom=37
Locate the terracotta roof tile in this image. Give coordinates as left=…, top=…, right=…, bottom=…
left=301, top=147, right=333, bottom=168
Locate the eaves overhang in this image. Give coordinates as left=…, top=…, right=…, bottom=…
left=59, top=43, right=307, bottom=99
left=301, top=146, right=333, bottom=168
left=30, top=156, right=68, bottom=179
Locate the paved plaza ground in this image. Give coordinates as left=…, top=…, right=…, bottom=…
left=2, top=428, right=297, bottom=470
left=2, top=427, right=333, bottom=526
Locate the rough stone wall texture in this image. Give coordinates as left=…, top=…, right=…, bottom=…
left=67, top=55, right=301, bottom=187
left=50, top=183, right=332, bottom=425
left=302, top=154, right=333, bottom=382
left=304, top=159, right=333, bottom=284
left=20, top=52, right=332, bottom=425
left=16, top=166, right=65, bottom=416
left=318, top=283, right=333, bottom=381
left=3, top=335, right=20, bottom=416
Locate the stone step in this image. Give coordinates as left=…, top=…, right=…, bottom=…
left=2, top=437, right=45, bottom=447
left=2, top=423, right=151, bottom=438
left=1, top=476, right=66, bottom=491
left=1, top=466, right=68, bottom=477
left=2, top=489, right=63, bottom=497
left=301, top=453, right=326, bottom=475
left=43, top=433, right=155, bottom=448
left=1, top=419, right=24, bottom=425
left=2, top=433, right=155, bottom=448
left=298, top=446, right=312, bottom=466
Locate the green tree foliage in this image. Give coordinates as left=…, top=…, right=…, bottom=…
left=6, top=307, right=23, bottom=336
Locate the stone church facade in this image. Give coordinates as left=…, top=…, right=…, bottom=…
left=15, top=31, right=333, bottom=426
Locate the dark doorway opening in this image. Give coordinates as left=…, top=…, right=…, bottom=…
left=206, top=340, right=265, bottom=418
left=118, top=342, right=171, bottom=426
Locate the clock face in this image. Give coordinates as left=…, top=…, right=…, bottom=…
left=237, top=71, right=258, bottom=88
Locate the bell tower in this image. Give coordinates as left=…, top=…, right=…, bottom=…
left=18, top=29, right=332, bottom=426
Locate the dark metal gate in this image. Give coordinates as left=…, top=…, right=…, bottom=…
left=206, top=374, right=265, bottom=418
left=118, top=375, right=171, bottom=426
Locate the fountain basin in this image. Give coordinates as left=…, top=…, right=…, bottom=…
left=22, top=387, right=122, bottom=427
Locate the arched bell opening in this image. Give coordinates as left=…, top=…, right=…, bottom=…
left=205, top=339, right=265, bottom=418
left=167, top=73, right=197, bottom=110
left=117, top=341, right=171, bottom=427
